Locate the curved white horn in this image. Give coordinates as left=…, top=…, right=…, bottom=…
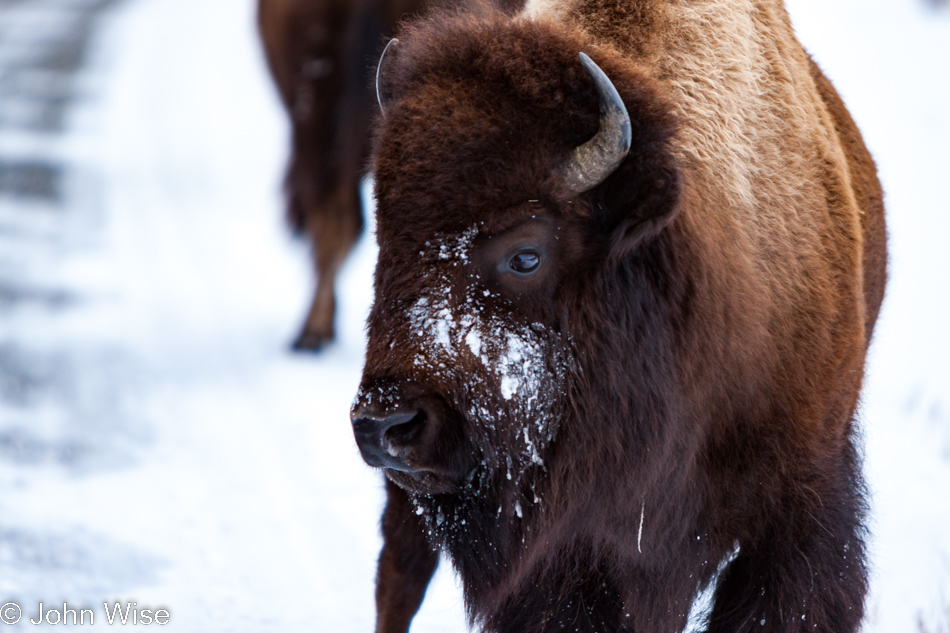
left=561, top=53, right=632, bottom=193
left=376, top=38, right=398, bottom=117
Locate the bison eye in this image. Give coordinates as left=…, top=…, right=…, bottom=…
left=507, top=249, right=542, bottom=276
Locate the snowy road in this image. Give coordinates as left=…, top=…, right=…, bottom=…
left=0, top=0, right=465, bottom=630
left=0, top=0, right=947, bottom=631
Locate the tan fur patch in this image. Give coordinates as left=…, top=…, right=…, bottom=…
left=523, top=0, right=867, bottom=388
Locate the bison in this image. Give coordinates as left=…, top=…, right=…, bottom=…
left=258, top=0, right=524, bottom=351
left=258, top=0, right=430, bottom=350
left=351, top=0, right=887, bottom=631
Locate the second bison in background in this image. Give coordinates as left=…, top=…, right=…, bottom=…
left=257, top=0, right=430, bottom=351
left=350, top=0, right=887, bottom=631
left=258, top=0, right=527, bottom=351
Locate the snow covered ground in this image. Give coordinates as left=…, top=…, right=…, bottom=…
left=0, top=0, right=463, bottom=630
left=785, top=2, right=950, bottom=631
left=0, top=0, right=946, bottom=631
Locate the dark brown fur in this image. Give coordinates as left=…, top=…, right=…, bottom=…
left=351, top=3, right=887, bottom=632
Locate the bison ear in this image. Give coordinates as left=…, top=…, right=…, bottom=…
left=600, top=160, right=681, bottom=261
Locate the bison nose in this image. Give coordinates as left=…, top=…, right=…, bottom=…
left=351, top=408, right=425, bottom=471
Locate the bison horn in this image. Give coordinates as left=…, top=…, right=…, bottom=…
left=561, top=53, right=632, bottom=193
left=376, top=38, right=398, bottom=117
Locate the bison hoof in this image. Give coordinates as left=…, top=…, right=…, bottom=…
left=291, top=330, right=333, bottom=353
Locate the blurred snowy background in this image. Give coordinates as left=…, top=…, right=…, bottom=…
left=0, top=0, right=947, bottom=630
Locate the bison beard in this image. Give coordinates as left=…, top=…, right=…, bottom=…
left=351, top=2, right=886, bottom=633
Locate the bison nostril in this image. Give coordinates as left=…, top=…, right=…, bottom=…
left=352, top=410, right=417, bottom=436
left=351, top=408, right=427, bottom=469
left=383, top=410, right=426, bottom=449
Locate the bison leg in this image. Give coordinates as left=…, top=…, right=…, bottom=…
left=375, top=478, right=439, bottom=633
left=292, top=180, right=363, bottom=352
left=705, top=447, right=868, bottom=633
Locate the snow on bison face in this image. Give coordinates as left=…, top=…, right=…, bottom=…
left=351, top=213, right=576, bottom=497
left=349, top=44, right=678, bottom=502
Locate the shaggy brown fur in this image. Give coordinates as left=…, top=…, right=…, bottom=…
left=351, top=1, right=887, bottom=631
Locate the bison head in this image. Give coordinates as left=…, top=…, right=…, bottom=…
left=351, top=14, right=681, bottom=512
